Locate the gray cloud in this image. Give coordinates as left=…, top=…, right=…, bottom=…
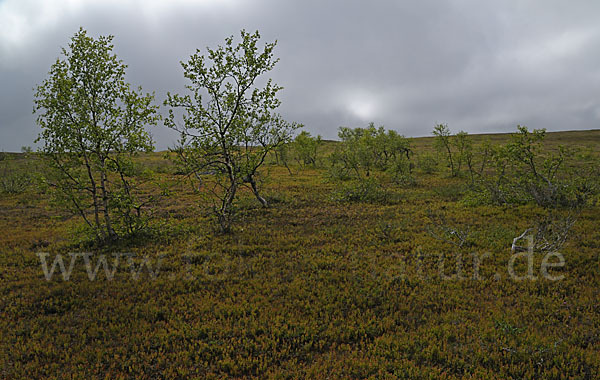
left=1, top=0, right=599, bottom=151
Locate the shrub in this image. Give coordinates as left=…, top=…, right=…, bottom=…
left=432, top=123, right=458, bottom=176
left=0, top=154, right=33, bottom=194
left=292, top=131, right=322, bottom=167
left=273, top=143, right=293, bottom=174
left=417, top=153, right=438, bottom=174
left=0, top=170, right=31, bottom=194
left=326, top=163, right=353, bottom=181
left=330, top=123, right=411, bottom=179
left=331, top=177, right=389, bottom=203
left=511, top=211, right=577, bottom=254
left=475, top=126, right=598, bottom=209
left=388, top=157, right=416, bottom=186
left=432, top=124, right=475, bottom=178
left=426, top=210, right=473, bottom=248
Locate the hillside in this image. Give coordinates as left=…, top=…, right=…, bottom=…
left=1, top=129, right=599, bottom=379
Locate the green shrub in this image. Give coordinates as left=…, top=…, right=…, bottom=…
left=326, top=162, right=353, bottom=181
left=0, top=172, right=31, bottom=194
left=474, top=126, right=598, bottom=209
left=417, top=153, right=438, bottom=174
left=432, top=124, right=476, bottom=178
left=388, top=158, right=416, bottom=186
left=0, top=156, right=32, bottom=194
left=330, top=123, right=411, bottom=179
left=292, top=131, right=322, bottom=167
left=331, top=177, right=389, bottom=203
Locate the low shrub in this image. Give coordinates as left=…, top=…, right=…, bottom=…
left=417, top=153, right=438, bottom=174
left=0, top=156, right=33, bottom=194
left=0, top=172, right=31, bottom=194
left=474, top=126, right=599, bottom=209
left=388, top=158, right=416, bottom=186
left=331, top=177, right=389, bottom=203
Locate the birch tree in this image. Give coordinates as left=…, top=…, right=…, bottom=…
left=165, top=30, right=299, bottom=232
left=34, top=28, right=159, bottom=241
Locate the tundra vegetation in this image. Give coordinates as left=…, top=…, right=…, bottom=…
left=1, top=29, right=600, bottom=379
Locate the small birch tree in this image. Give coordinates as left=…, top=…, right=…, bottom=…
left=165, top=30, right=299, bottom=232
left=34, top=28, right=159, bottom=241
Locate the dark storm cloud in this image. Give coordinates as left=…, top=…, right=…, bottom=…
left=1, top=0, right=599, bottom=151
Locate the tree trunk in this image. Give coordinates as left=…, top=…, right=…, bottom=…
left=446, top=144, right=455, bottom=177
left=248, top=176, right=268, bottom=208
left=99, top=161, right=116, bottom=239
left=218, top=182, right=237, bottom=233
left=80, top=152, right=104, bottom=240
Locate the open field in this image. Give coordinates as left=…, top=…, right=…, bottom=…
left=1, top=130, right=599, bottom=379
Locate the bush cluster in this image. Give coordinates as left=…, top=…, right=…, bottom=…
left=329, top=123, right=412, bottom=180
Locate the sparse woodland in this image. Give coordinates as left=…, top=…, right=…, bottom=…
left=1, top=29, right=600, bottom=379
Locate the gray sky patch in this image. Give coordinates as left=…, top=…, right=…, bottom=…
left=1, top=0, right=599, bottom=151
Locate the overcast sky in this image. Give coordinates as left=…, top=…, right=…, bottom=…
left=1, top=0, right=599, bottom=151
